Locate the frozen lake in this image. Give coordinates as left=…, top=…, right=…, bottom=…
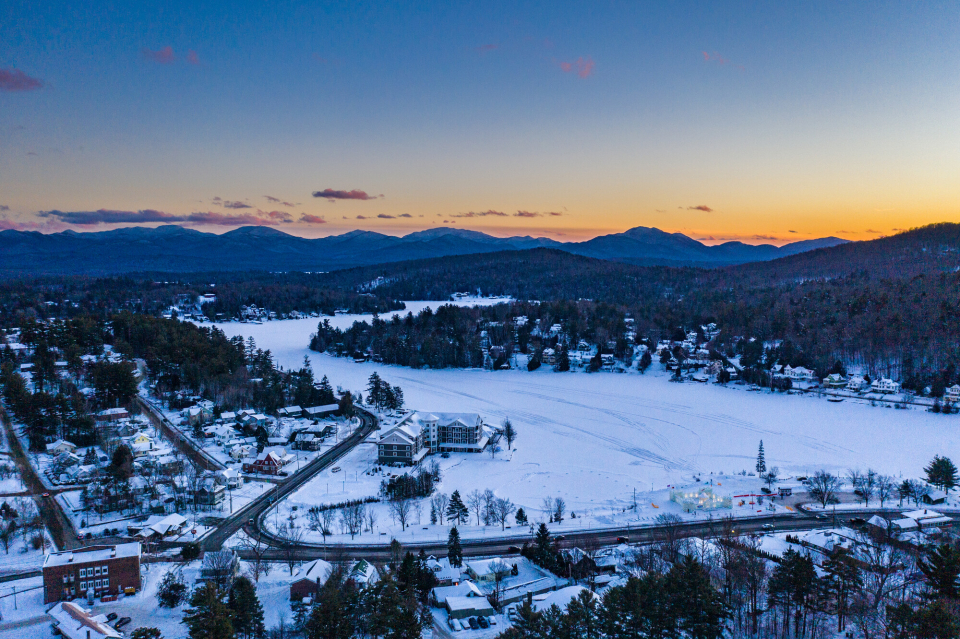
left=209, top=300, right=957, bottom=518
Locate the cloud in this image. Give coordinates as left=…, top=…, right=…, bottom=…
left=0, top=69, right=43, bottom=92
left=450, top=210, right=507, bottom=218
left=264, top=196, right=296, bottom=207
left=865, top=229, right=881, bottom=234
left=184, top=211, right=280, bottom=225
left=788, top=230, right=797, bottom=233
left=186, top=50, right=200, bottom=65
left=377, top=214, right=395, bottom=219
left=260, top=210, right=294, bottom=223
left=356, top=215, right=368, bottom=220
left=143, top=46, right=175, bottom=64
left=398, top=213, right=412, bottom=218
left=212, top=196, right=222, bottom=202
left=222, top=200, right=252, bottom=209
left=313, top=189, right=378, bottom=201
left=0, top=205, right=8, bottom=212
left=559, top=57, right=595, bottom=78
left=687, top=205, right=713, bottom=212
left=39, top=209, right=183, bottom=225
left=300, top=214, right=327, bottom=224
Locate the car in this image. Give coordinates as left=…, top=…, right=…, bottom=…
left=616, top=536, right=629, bottom=543
left=815, top=514, right=826, bottom=520
left=468, top=617, right=479, bottom=630
left=441, top=452, right=450, bottom=458
left=849, top=517, right=867, bottom=526
left=477, top=616, right=489, bottom=628
left=114, top=617, right=131, bottom=630
left=447, top=617, right=458, bottom=630
left=507, top=545, right=521, bottom=553
left=488, top=616, right=497, bottom=626
left=331, top=466, right=342, bottom=473
left=41, top=492, right=50, bottom=498
left=105, top=612, right=118, bottom=622
left=554, top=535, right=566, bottom=542
left=761, top=524, right=774, bottom=531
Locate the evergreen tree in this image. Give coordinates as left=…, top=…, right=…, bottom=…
left=756, top=440, right=766, bottom=475
left=925, top=455, right=959, bottom=492
left=366, top=372, right=384, bottom=410
left=228, top=576, right=265, bottom=639
left=130, top=630, right=163, bottom=639
left=446, top=490, right=468, bottom=525
left=156, top=569, right=187, bottom=608
left=668, top=556, right=727, bottom=639
left=304, top=581, right=353, bottom=639
left=83, top=447, right=96, bottom=465
left=555, top=343, right=570, bottom=372
left=183, top=581, right=235, bottom=639
left=392, top=385, right=404, bottom=410
left=638, top=349, right=652, bottom=373
left=317, top=375, right=335, bottom=405
left=918, top=543, right=960, bottom=600
left=515, top=507, right=527, bottom=525
left=447, top=526, right=463, bottom=568
left=822, top=547, right=862, bottom=632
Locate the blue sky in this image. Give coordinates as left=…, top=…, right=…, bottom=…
left=1, top=1, right=958, bottom=242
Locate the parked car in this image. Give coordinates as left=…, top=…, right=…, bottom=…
left=477, top=616, right=489, bottom=629
left=849, top=517, right=866, bottom=525
left=114, top=617, right=132, bottom=630
left=105, top=612, right=118, bottom=622
left=447, top=617, right=458, bottom=631
left=488, top=616, right=497, bottom=626
left=468, top=617, right=479, bottom=630
left=507, top=545, right=521, bottom=553
left=761, top=524, right=774, bottom=531
left=616, top=536, right=629, bottom=543
left=331, top=466, right=342, bottom=473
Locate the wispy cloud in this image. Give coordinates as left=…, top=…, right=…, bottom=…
left=184, top=211, right=280, bottom=226
left=515, top=210, right=562, bottom=218
left=687, top=205, right=713, bottom=212
left=559, top=57, right=595, bottom=78
left=377, top=214, right=395, bottom=219
left=356, top=215, right=368, bottom=220
left=0, top=205, right=9, bottom=212
left=260, top=210, right=294, bottom=223
left=0, top=69, right=43, bottom=92
left=398, top=213, right=412, bottom=218
left=788, top=230, right=797, bottom=233
left=143, top=46, right=176, bottom=64
left=450, top=210, right=507, bottom=218
left=313, top=189, right=379, bottom=201
left=186, top=50, right=200, bottom=65
left=222, top=201, right=252, bottom=209
left=263, top=196, right=295, bottom=207
left=300, top=214, right=327, bottom=224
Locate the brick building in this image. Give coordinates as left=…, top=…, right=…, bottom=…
left=42, top=542, right=142, bottom=604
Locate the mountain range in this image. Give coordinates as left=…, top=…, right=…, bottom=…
left=0, top=224, right=849, bottom=275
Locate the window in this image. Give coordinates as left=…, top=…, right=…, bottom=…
left=80, top=581, right=86, bottom=590
left=103, top=578, right=109, bottom=589
left=63, top=575, right=69, bottom=583
left=94, top=566, right=101, bottom=576
left=102, top=565, right=108, bottom=575
left=79, top=568, right=86, bottom=578
left=95, top=579, right=101, bottom=589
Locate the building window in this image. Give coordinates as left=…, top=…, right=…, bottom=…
left=94, top=566, right=101, bottom=576
left=102, top=565, right=108, bottom=575
left=63, top=575, right=69, bottom=583
left=79, top=568, right=86, bottom=578
left=104, top=578, right=110, bottom=589
left=95, top=579, right=101, bottom=589
left=80, top=581, right=86, bottom=590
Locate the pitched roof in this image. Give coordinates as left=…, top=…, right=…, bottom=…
left=48, top=602, right=121, bottom=639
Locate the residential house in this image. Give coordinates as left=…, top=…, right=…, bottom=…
left=46, top=439, right=78, bottom=455
left=304, top=404, right=339, bottom=419
left=290, top=558, right=333, bottom=601
left=784, top=365, right=816, bottom=381
left=347, top=559, right=378, bottom=587
left=945, top=385, right=960, bottom=403
left=846, top=376, right=868, bottom=392
left=199, top=550, right=240, bottom=586
left=217, top=468, right=244, bottom=489
left=47, top=602, right=121, bottom=639
left=194, top=477, right=226, bottom=507
left=465, top=558, right=513, bottom=583
left=278, top=405, right=303, bottom=418
left=135, top=513, right=187, bottom=540
left=446, top=595, right=495, bottom=620
left=426, top=556, right=461, bottom=586
left=242, top=449, right=290, bottom=475
left=42, top=542, right=142, bottom=603
left=431, top=581, right=483, bottom=606
left=822, top=373, right=847, bottom=389
left=532, top=585, right=599, bottom=613
left=220, top=411, right=237, bottom=422
left=294, top=432, right=321, bottom=451
left=96, top=407, right=129, bottom=422
left=871, top=378, right=901, bottom=394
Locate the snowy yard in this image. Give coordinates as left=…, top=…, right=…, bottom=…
left=207, top=305, right=958, bottom=540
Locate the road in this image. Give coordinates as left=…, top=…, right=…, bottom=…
left=136, top=396, right=224, bottom=472
left=238, top=503, right=923, bottom=563
left=0, top=407, right=78, bottom=551
left=201, top=407, right=378, bottom=551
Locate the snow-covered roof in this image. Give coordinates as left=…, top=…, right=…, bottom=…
left=305, top=404, right=339, bottom=414
left=44, top=542, right=141, bottom=568
left=532, top=585, right=599, bottom=612
left=446, top=595, right=495, bottom=614
left=48, top=602, right=121, bottom=639
left=293, top=558, right=333, bottom=586
left=432, top=581, right=483, bottom=604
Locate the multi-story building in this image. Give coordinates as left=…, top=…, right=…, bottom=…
left=42, top=542, right=142, bottom=603
left=377, top=412, right=489, bottom=464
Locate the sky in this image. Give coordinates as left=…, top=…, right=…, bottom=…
left=1, top=1, right=958, bottom=244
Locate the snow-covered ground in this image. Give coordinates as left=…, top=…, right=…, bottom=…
left=208, top=306, right=956, bottom=541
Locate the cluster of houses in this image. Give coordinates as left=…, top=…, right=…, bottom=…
left=866, top=508, right=955, bottom=548
left=376, top=411, right=494, bottom=465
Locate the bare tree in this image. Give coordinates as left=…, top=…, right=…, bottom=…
left=487, top=560, right=511, bottom=610
left=320, top=509, right=336, bottom=544
left=467, top=490, right=484, bottom=525
left=241, top=533, right=271, bottom=582
left=553, top=497, right=566, bottom=523
left=541, top=496, right=555, bottom=522
left=341, top=503, right=365, bottom=538
left=203, top=550, right=239, bottom=590
left=388, top=497, right=412, bottom=531
left=278, top=524, right=305, bottom=575
left=488, top=441, right=498, bottom=459
left=805, top=470, right=842, bottom=509
left=762, top=467, right=779, bottom=489
left=491, top=497, right=517, bottom=530
left=366, top=508, right=378, bottom=534
left=502, top=418, right=517, bottom=450
left=849, top=468, right=877, bottom=506
left=430, top=493, right=448, bottom=525
left=653, top=513, right=686, bottom=563
left=876, top=474, right=895, bottom=507
left=482, top=489, right=497, bottom=525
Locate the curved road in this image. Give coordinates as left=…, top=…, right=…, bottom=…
left=202, top=407, right=378, bottom=551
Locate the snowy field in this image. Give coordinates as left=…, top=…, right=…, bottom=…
left=210, top=304, right=958, bottom=539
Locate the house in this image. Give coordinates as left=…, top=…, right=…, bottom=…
left=378, top=412, right=489, bottom=464
left=532, top=585, right=599, bottom=613
left=217, top=468, right=244, bottom=489
left=212, top=425, right=237, bottom=446
left=922, top=489, right=948, bottom=505
left=289, top=558, right=333, bottom=601
left=48, top=602, right=121, bottom=639
left=294, top=432, right=322, bottom=451
left=426, top=556, right=461, bottom=586
left=278, top=405, right=303, bottom=418
left=902, top=509, right=953, bottom=530
left=199, top=550, right=240, bottom=585
left=431, top=580, right=483, bottom=606
left=945, top=385, right=960, bottom=403
left=304, top=404, right=339, bottom=418
left=220, top=411, right=237, bottom=422
left=184, top=406, right=204, bottom=426
left=96, top=407, right=129, bottom=422
left=347, top=559, right=379, bottom=587
left=46, top=439, right=78, bottom=455
left=871, top=378, right=901, bottom=394
left=376, top=421, right=426, bottom=466
left=194, top=477, right=226, bottom=507
left=846, top=376, right=868, bottom=392
left=446, top=595, right=496, bottom=620
left=784, top=365, right=816, bottom=381
left=42, top=542, right=142, bottom=603
left=822, top=373, right=847, bottom=388
left=135, top=513, right=187, bottom=540
left=242, top=449, right=289, bottom=475
left=465, top=558, right=513, bottom=583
